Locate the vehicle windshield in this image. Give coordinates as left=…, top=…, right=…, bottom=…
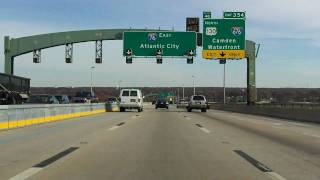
left=28, top=95, right=50, bottom=103
left=75, top=92, right=93, bottom=97
left=107, top=97, right=117, bottom=102
left=122, top=91, right=129, bottom=96
left=193, top=96, right=205, bottom=100
left=130, top=91, right=137, bottom=96
left=157, top=99, right=166, bottom=103
left=55, top=95, right=62, bottom=102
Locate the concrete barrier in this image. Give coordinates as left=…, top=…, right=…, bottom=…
left=210, top=104, right=320, bottom=123
left=105, top=103, right=120, bottom=112
left=0, top=103, right=106, bottom=130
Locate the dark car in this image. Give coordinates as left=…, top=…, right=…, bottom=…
left=26, top=94, right=60, bottom=104
left=72, top=91, right=99, bottom=103
left=54, top=94, right=70, bottom=104
left=106, top=97, right=119, bottom=104
left=155, top=98, right=169, bottom=109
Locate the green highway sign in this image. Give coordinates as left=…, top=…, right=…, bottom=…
left=223, top=11, right=246, bottom=19
left=203, top=11, right=212, bottom=19
left=123, top=31, right=196, bottom=57
left=202, top=18, right=246, bottom=59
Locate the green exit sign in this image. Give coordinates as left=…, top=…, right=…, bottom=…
left=224, top=12, right=246, bottom=19
left=123, top=31, right=196, bottom=57
left=203, top=11, right=212, bottom=19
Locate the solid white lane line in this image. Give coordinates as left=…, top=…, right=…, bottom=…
left=273, top=123, right=282, bottom=126
left=8, top=167, right=42, bottom=180
left=303, top=132, right=320, bottom=138
left=108, top=126, right=120, bottom=131
left=200, top=127, right=211, bottom=133
left=271, top=126, right=283, bottom=129
left=288, top=122, right=307, bottom=127
left=266, top=172, right=287, bottom=180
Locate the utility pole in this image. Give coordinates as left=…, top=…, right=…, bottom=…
left=192, top=75, right=195, bottom=95
left=223, top=63, right=226, bottom=104
left=118, top=80, right=122, bottom=94
left=90, top=66, right=95, bottom=96
left=182, top=84, right=185, bottom=99
left=219, top=59, right=226, bottom=104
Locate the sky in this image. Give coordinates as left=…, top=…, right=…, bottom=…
left=0, top=0, right=319, bottom=88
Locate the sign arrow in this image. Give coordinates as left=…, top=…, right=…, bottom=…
left=220, top=51, right=226, bottom=57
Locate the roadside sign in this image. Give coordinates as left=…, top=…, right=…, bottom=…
left=203, top=11, right=211, bottom=19
left=223, top=11, right=246, bottom=19
left=186, top=17, right=200, bottom=32
left=202, top=18, right=245, bottom=59
left=123, top=31, right=196, bottom=57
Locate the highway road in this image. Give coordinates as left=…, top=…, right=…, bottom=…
left=0, top=104, right=320, bottom=180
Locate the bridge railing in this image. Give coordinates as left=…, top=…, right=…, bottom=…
left=208, top=103, right=320, bottom=123
left=0, top=103, right=106, bottom=130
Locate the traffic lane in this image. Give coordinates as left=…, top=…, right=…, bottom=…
left=30, top=110, right=270, bottom=180
left=0, top=112, right=137, bottom=180
left=204, top=110, right=320, bottom=154
left=182, top=110, right=320, bottom=180
left=207, top=109, right=320, bottom=133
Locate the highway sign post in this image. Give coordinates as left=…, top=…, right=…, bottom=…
left=123, top=31, right=196, bottom=57
left=202, top=19, right=245, bottom=59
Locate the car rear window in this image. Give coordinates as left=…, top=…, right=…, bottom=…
left=107, top=98, right=117, bottom=101
left=122, top=91, right=129, bottom=96
left=130, top=91, right=138, bottom=96
left=193, top=96, right=205, bottom=100
left=157, top=99, right=166, bottom=103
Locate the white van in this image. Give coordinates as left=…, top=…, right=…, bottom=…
left=119, top=89, right=143, bottom=112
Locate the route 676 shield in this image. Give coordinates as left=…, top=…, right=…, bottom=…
left=231, top=27, right=243, bottom=36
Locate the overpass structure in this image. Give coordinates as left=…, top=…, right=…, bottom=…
left=3, top=29, right=257, bottom=104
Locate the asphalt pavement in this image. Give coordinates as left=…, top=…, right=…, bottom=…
left=1, top=103, right=320, bottom=180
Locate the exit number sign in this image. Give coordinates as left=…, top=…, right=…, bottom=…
left=223, top=12, right=246, bottom=19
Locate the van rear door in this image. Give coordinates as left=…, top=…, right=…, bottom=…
left=130, top=90, right=138, bottom=103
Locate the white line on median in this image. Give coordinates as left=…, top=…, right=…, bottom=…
left=271, top=126, right=283, bottom=129
left=200, top=127, right=211, bottom=133
left=108, top=126, right=120, bottom=131
left=303, top=132, right=320, bottom=138
left=8, top=167, right=42, bottom=180
left=266, top=172, right=287, bottom=180
left=273, top=123, right=282, bottom=126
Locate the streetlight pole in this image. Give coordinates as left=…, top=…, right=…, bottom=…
left=192, top=75, right=195, bottom=95
left=90, top=66, right=95, bottom=96
left=182, top=84, right=185, bottom=99
left=223, top=63, right=226, bottom=104
left=118, top=80, right=122, bottom=94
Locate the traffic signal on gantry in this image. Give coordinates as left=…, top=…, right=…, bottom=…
left=156, top=49, right=163, bottom=64
left=125, top=49, right=133, bottom=64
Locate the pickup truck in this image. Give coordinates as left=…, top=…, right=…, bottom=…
left=0, top=73, right=30, bottom=104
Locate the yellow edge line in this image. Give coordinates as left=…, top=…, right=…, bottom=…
left=0, top=109, right=105, bottom=130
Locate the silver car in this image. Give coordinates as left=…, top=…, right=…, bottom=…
left=187, top=95, right=207, bottom=112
